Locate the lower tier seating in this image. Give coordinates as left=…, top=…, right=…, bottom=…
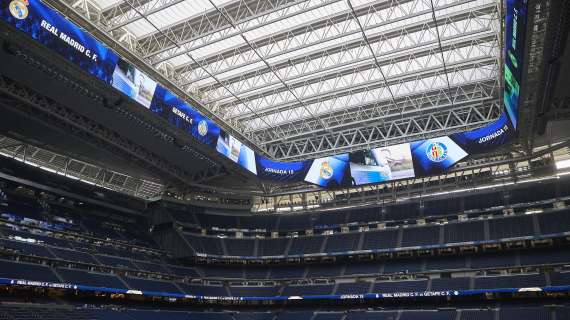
left=0, top=305, right=568, bottom=320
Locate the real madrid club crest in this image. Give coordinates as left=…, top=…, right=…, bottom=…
left=197, top=120, right=208, bottom=137
left=9, top=0, right=29, bottom=20
left=426, top=142, right=448, bottom=163
left=319, top=161, right=334, bottom=180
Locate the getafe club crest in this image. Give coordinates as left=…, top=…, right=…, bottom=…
left=197, top=120, right=208, bottom=137
left=319, top=161, right=334, bottom=180
left=9, top=0, right=29, bottom=20
left=426, top=142, right=448, bottom=162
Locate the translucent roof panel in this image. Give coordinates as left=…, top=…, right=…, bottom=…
left=83, top=0, right=502, bottom=159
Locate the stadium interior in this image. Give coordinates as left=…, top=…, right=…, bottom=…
left=1, top=0, right=570, bottom=318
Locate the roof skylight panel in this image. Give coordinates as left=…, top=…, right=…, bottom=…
left=189, top=35, right=246, bottom=61
left=240, top=1, right=350, bottom=42
left=230, top=56, right=498, bottom=121
left=167, top=54, right=192, bottom=67
left=154, top=0, right=341, bottom=65
left=125, top=19, right=156, bottom=38
left=92, top=0, right=123, bottom=11
left=145, top=1, right=211, bottom=30
left=221, top=22, right=486, bottom=99
left=206, top=37, right=497, bottom=115
left=242, top=67, right=498, bottom=130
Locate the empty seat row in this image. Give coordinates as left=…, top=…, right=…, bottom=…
left=182, top=210, right=567, bottom=257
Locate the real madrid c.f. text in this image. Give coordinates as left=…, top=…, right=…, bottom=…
left=10, top=0, right=100, bottom=63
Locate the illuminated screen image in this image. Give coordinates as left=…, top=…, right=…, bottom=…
left=0, top=0, right=118, bottom=82
left=0, top=0, right=528, bottom=188
left=349, top=143, right=415, bottom=185
left=112, top=59, right=157, bottom=108
left=216, top=131, right=243, bottom=163
left=150, top=86, right=220, bottom=147
left=238, top=144, right=257, bottom=175
left=411, top=136, right=468, bottom=176
left=304, top=154, right=351, bottom=188
left=255, top=155, right=311, bottom=182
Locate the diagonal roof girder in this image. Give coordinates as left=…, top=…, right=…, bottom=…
left=266, top=101, right=502, bottom=160
left=252, top=97, right=500, bottom=148
left=140, top=0, right=331, bottom=60
left=245, top=79, right=499, bottom=141
left=233, top=66, right=499, bottom=147
left=206, top=0, right=332, bottom=136
left=103, top=0, right=190, bottom=31
left=191, top=17, right=495, bottom=94
left=201, top=30, right=498, bottom=106
left=220, top=52, right=499, bottom=121
left=244, top=79, right=499, bottom=146
left=173, top=0, right=495, bottom=84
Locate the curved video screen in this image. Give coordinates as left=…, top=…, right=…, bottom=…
left=0, top=0, right=527, bottom=188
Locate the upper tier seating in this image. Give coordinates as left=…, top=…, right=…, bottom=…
left=0, top=305, right=566, bottom=320
left=181, top=209, right=570, bottom=257
left=57, top=268, right=127, bottom=289
left=0, top=259, right=60, bottom=282
left=172, top=181, right=570, bottom=233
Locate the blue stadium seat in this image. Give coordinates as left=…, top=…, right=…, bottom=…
left=165, top=265, right=201, bottom=278
left=277, top=215, right=312, bottom=231
left=244, top=267, right=269, bottom=279
left=399, top=310, right=456, bottom=320
left=134, top=261, right=170, bottom=274
left=177, top=283, right=227, bottom=296
left=312, top=312, right=344, bottom=320
left=94, top=254, right=139, bottom=270
left=269, top=265, right=306, bottom=279
left=281, top=284, right=333, bottom=296
left=258, top=238, right=289, bottom=256
left=344, top=261, right=381, bottom=276
left=383, top=259, right=423, bottom=274
left=229, top=285, right=279, bottom=297
left=470, top=252, right=517, bottom=269
left=324, top=233, right=360, bottom=253
left=57, top=268, right=127, bottom=289
left=444, top=221, right=485, bottom=243
left=335, top=282, right=371, bottom=294
left=372, top=279, right=428, bottom=293
left=306, top=264, right=342, bottom=278
left=288, top=236, right=325, bottom=255
left=0, top=259, right=60, bottom=282
left=401, top=225, right=440, bottom=247
left=276, top=311, right=315, bottom=320
left=537, top=210, right=570, bottom=234
left=345, top=311, right=399, bottom=320
left=234, top=312, right=274, bottom=320
left=474, top=273, right=545, bottom=289
left=549, top=272, right=570, bottom=286
left=499, top=307, right=552, bottom=320
left=224, top=238, right=255, bottom=256
left=0, top=239, right=55, bottom=258
left=425, top=256, right=466, bottom=271
left=123, top=277, right=182, bottom=293
left=488, top=215, right=535, bottom=239
left=460, top=309, right=495, bottom=320
left=51, top=247, right=98, bottom=265
left=127, top=309, right=190, bottom=320
left=430, top=277, right=471, bottom=291
left=361, top=229, right=399, bottom=250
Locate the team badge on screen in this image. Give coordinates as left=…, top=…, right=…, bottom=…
left=426, top=142, right=448, bottom=162
left=197, top=120, right=208, bottom=137
left=319, top=162, right=334, bottom=180
left=9, top=0, right=29, bottom=20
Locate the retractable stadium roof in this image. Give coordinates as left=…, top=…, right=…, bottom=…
left=47, top=0, right=502, bottom=161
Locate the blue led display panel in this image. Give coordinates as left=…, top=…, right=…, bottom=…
left=1, top=0, right=118, bottom=82
left=0, top=0, right=528, bottom=188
